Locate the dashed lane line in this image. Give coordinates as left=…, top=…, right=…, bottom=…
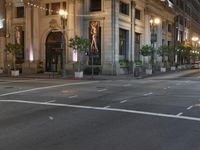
left=68, top=95, right=78, bottom=99
left=0, top=99, right=200, bottom=122
left=187, top=106, right=193, bottom=110
left=46, top=100, right=56, bottom=103
left=120, top=100, right=127, bottom=103
left=177, top=112, right=183, bottom=116
left=104, top=105, right=111, bottom=108
left=97, top=89, right=107, bottom=92
left=144, top=92, right=153, bottom=96
left=0, top=81, right=99, bottom=97
left=123, top=84, right=131, bottom=87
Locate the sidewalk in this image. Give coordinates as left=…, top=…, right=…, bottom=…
left=0, top=69, right=199, bottom=80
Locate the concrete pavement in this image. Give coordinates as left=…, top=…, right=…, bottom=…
left=0, top=69, right=200, bottom=81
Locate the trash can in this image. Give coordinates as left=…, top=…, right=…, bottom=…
left=134, top=66, right=140, bottom=77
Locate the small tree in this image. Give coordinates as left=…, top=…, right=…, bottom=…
left=175, top=44, right=192, bottom=65
left=140, top=45, right=154, bottom=56
left=158, top=45, right=174, bottom=67
left=5, top=43, right=23, bottom=70
left=140, top=45, right=155, bottom=68
left=69, top=35, right=90, bottom=72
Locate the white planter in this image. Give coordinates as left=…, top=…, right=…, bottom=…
left=11, top=70, right=19, bottom=76
left=144, top=56, right=149, bottom=63
left=160, top=67, right=166, bottom=72
left=171, top=66, right=176, bottom=71
left=177, top=66, right=182, bottom=70
left=146, top=69, right=152, bottom=75
left=75, top=71, right=83, bottom=78
left=0, top=69, right=3, bottom=74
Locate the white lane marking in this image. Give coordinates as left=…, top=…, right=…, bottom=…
left=168, top=86, right=171, bottom=89
left=176, top=83, right=181, bottom=86
left=144, top=92, right=153, bottom=96
left=68, top=95, right=78, bottom=99
left=97, top=89, right=107, bottom=92
left=177, top=112, right=183, bottom=116
left=123, top=84, right=131, bottom=87
left=49, top=116, right=54, bottom=120
left=187, top=106, right=193, bottom=110
left=163, top=88, right=167, bottom=90
left=0, top=81, right=99, bottom=97
left=120, top=100, right=127, bottom=103
left=46, top=100, right=56, bottom=103
left=1, top=100, right=200, bottom=122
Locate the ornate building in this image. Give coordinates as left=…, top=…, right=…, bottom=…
left=0, top=0, right=6, bottom=69
left=1, top=0, right=200, bottom=75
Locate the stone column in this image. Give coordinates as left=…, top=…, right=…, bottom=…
left=102, top=0, right=119, bottom=75
left=0, top=0, right=6, bottom=70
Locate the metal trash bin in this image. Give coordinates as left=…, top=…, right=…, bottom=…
left=134, top=66, right=140, bottom=77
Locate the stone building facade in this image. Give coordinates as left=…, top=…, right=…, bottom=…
left=1, top=0, right=200, bottom=75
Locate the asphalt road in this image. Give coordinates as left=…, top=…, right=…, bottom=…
left=0, top=70, right=200, bottom=150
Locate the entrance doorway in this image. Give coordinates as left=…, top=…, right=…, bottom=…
left=45, top=31, right=64, bottom=72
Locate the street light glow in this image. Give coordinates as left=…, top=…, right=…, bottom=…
left=150, top=18, right=160, bottom=25
left=59, top=9, right=68, bottom=18
left=192, top=37, right=199, bottom=41
left=154, top=18, right=160, bottom=25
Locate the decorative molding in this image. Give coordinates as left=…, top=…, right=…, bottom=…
left=49, top=19, right=59, bottom=29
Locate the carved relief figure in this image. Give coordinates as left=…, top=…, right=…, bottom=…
left=15, top=26, right=21, bottom=44
left=90, top=21, right=99, bottom=53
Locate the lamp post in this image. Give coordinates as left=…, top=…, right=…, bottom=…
left=192, top=36, right=199, bottom=63
left=59, top=9, right=68, bottom=78
left=150, top=17, right=160, bottom=72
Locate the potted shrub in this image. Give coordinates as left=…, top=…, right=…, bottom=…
left=69, top=35, right=90, bottom=78
left=119, top=59, right=129, bottom=67
left=5, top=43, right=23, bottom=76
left=140, top=45, right=154, bottom=75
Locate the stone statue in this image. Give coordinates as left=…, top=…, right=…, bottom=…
left=90, top=21, right=99, bottom=53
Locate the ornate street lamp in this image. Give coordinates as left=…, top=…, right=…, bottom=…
left=59, top=9, right=68, bottom=78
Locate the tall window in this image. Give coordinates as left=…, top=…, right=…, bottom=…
left=120, top=1, right=129, bottom=15
left=16, top=6, right=24, bottom=18
left=168, top=24, right=172, bottom=32
left=135, top=9, right=141, bottom=20
left=51, top=3, right=60, bottom=15
left=46, top=4, right=49, bottom=16
left=63, top=2, right=66, bottom=10
left=119, top=28, right=129, bottom=58
left=90, top=0, right=101, bottom=11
